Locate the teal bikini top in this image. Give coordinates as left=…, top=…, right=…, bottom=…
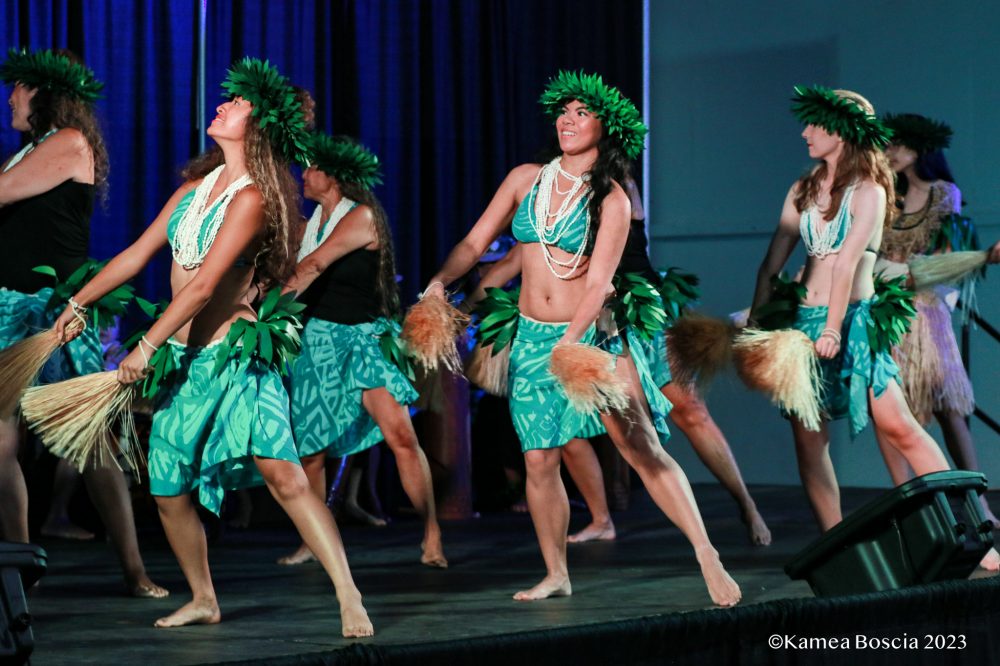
left=511, top=180, right=591, bottom=255
left=800, top=184, right=857, bottom=257
left=166, top=189, right=251, bottom=268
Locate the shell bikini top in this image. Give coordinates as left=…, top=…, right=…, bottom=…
left=511, top=180, right=590, bottom=255
left=800, top=184, right=866, bottom=257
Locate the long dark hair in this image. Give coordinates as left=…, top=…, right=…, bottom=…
left=336, top=179, right=400, bottom=319
left=535, top=132, right=634, bottom=248
left=24, top=50, right=108, bottom=199
left=895, top=149, right=957, bottom=197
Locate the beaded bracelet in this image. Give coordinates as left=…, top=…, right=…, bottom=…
left=819, top=328, right=842, bottom=345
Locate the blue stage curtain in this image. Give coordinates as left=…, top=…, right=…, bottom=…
left=5, top=0, right=641, bottom=302
left=1, top=0, right=198, bottom=302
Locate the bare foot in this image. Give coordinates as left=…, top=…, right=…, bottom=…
left=420, top=537, right=448, bottom=569
left=513, top=575, right=572, bottom=601
left=40, top=519, right=95, bottom=541
left=742, top=509, right=772, bottom=547
left=127, top=574, right=169, bottom=599
left=696, top=546, right=741, bottom=607
left=154, top=599, right=221, bottom=628
left=568, top=521, right=616, bottom=544
left=510, top=500, right=529, bottom=513
left=344, top=501, right=388, bottom=527
left=978, top=547, right=1000, bottom=572
left=340, top=596, right=374, bottom=638
left=277, top=544, right=316, bottom=566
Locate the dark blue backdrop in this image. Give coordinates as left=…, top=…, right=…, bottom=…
left=2, top=0, right=642, bottom=302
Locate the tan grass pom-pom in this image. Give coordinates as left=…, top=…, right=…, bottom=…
left=732, top=329, right=823, bottom=432
left=550, top=343, right=629, bottom=414
left=401, top=292, right=470, bottom=373
left=665, top=313, right=736, bottom=389
left=20, top=371, right=141, bottom=473
left=0, top=319, right=86, bottom=418
left=909, top=251, right=987, bottom=290
left=464, top=342, right=511, bottom=396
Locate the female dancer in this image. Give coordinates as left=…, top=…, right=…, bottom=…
left=280, top=133, right=445, bottom=567
left=0, top=48, right=165, bottom=598
left=749, top=88, right=995, bottom=568
left=874, top=113, right=997, bottom=526
left=54, top=58, right=373, bottom=635
left=425, top=71, right=740, bottom=606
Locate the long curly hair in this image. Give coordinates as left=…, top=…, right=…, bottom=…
left=23, top=50, right=108, bottom=199
left=793, top=90, right=896, bottom=228
left=336, top=179, right=400, bottom=318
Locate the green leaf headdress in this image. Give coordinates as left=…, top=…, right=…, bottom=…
left=882, top=113, right=952, bottom=155
left=308, top=133, right=383, bottom=190
left=221, top=57, right=310, bottom=166
left=791, top=85, right=892, bottom=149
left=0, top=48, right=103, bottom=104
left=539, top=70, right=648, bottom=160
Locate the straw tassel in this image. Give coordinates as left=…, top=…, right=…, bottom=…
left=908, top=251, right=987, bottom=290
left=549, top=343, right=629, bottom=414
left=401, top=292, right=470, bottom=373
left=0, top=319, right=83, bottom=418
left=664, top=313, right=736, bottom=389
left=464, top=341, right=511, bottom=396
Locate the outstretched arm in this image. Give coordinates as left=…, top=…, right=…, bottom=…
left=284, top=206, right=375, bottom=296
left=750, top=184, right=802, bottom=314
left=423, top=164, right=537, bottom=297
left=558, top=184, right=631, bottom=345
left=53, top=182, right=197, bottom=341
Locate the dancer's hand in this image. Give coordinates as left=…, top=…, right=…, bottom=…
left=814, top=334, right=840, bottom=360
left=421, top=281, right=445, bottom=300
left=989, top=240, right=1000, bottom=264
left=53, top=305, right=86, bottom=343
left=117, top=348, right=149, bottom=384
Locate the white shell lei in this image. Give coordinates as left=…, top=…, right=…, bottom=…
left=297, top=197, right=357, bottom=260
left=529, top=157, right=592, bottom=280
left=172, top=165, right=254, bottom=269
left=801, top=184, right=856, bottom=258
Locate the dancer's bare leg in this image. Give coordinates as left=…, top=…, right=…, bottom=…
left=277, top=452, right=325, bottom=565
left=791, top=419, right=841, bottom=531
left=515, top=447, right=572, bottom=600
left=255, top=457, right=373, bottom=637
left=601, top=353, right=740, bottom=607
left=83, top=464, right=168, bottom=598
left=870, top=383, right=999, bottom=570
left=935, top=409, right=999, bottom=528
left=0, top=416, right=29, bottom=542
left=153, top=494, right=221, bottom=628
left=663, top=382, right=771, bottom=546
left=344, top=459, right=387, bottom=526
left=561, top=438, right=616, bottom=543
left=875, top=427, right=913, bottom=485
left=41, top=459, right=95, bottom=540
left=363, top=388, right=445, bottom=567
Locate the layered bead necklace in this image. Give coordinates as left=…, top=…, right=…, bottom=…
left=172, top=165, right=254, bottom=269
left=297, top=197, right=357, bottom=260
left=529, top=157, right=592, bottom=280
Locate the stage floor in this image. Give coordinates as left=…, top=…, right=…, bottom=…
left=23, top=484, right=1000, bottom=665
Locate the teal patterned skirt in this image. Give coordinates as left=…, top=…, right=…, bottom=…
left=792, top=299, right=900, bottom=437
left=638, top=329, right=671, bottom=389
left=509, top=314, right=672, bottom=452
left=291, top=317, right=418, bottom=459
left=0, top=287, right=103, bottom=381
left=148, top=338, right=300, bottom=515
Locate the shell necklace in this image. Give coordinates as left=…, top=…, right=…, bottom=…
left=298, top=197, right=357, bottom=260
left=529, top=157, right=591, bottom=279
left=172, top=165, right=253, bottom=269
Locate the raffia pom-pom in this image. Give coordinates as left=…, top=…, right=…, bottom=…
left=0, top=319, right=83, bottom=419
left=464, top=342, right=511, bottom=397
left=549, top=343, right=629, bottom=414
left=20, top=371, right=141, bottom=473
left=401, top=292, right=470, bottom=373
left=732, top=328, right=823, bottom=432
left=665, top=313, right=736, bottom=389
left=908, top=251, right=987, bottom=291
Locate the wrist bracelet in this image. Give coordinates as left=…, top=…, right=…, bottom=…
left=819, top=328, right=842, bottom=344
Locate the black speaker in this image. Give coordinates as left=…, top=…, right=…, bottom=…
left=0, top=542, right=47, bottom=665
left=785, top=471, right=994, bottom=596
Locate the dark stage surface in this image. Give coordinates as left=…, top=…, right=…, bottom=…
left=23, top=484, right=1000, bottom=665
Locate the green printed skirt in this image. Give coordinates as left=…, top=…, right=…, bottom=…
left=793, top=299, right=900, bottom=437
left=148, top=339, right=300, bottom=515
left=637, top=329, right=672, bottom=389
left=0, top=287, right=103, bottom=381
left=291, top=317, right=418, bottom=458
left=509, top=314, right=672, bottom=452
